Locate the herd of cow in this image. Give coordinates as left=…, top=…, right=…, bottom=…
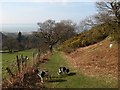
left=33, top=67, right=70, bottom=83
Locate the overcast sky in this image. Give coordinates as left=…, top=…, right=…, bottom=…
left=0, top=0, right=98, bottom=24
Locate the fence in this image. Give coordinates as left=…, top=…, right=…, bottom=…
left=2, top=49, right=41, bottom=88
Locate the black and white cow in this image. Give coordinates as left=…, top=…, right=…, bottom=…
left=34, top=69, right=49, bottom=83
left=58, top=67, right=69, bottom=75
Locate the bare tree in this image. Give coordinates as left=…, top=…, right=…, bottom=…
left=95, top=0, right=120, bottom=25
left=78, top=0, right=120, bottom=33
left=78, top=16, right=97, bottom=32
left=95, top=0, right=120, bottom=41
left=37, top=20, right=60, bottom=52
left=55, top=20, right=77, bottom=42
left=36, top=19, right=76, bottom=52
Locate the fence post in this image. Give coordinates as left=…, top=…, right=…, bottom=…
left=37, top=48, right=40, bottom=62
left=20, top=55, right=23, bottom=73
left=16, top=55, right=20, bottom=73
left=32, top=52, right=34, bottom=67
left=25, top=56, right=28, bottom=70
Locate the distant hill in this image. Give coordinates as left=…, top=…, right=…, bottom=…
left=3, top=32, right=18, bottom=38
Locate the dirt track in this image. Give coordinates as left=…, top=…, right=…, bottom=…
left=62, top=37, right=118, bottom=79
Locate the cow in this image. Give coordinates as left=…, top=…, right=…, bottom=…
left=58, top=67, right=69, bottom=75
left=33, top=69, right=50, bottom=83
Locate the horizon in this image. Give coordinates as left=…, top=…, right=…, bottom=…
left=1, top=23, right=38, bottom=33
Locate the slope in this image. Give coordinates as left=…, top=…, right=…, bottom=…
left=62, top=37, right=118, bottom=80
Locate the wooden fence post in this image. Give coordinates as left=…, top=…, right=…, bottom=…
left=16, top=55, right=20, bottom=73
left=32, top=52, right=34, bottom=67
left=25, top=56, right=28, bottom=71
left=37, top=48, right=40, bottom=62
left=20, top=55, right=23, bottom=73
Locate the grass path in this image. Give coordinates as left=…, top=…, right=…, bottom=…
left=38, top=52, right=117, bottom=88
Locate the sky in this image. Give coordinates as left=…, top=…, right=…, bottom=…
left=0, top=0, right=99, bottom=32
left=0, top=1, right=98, bottom=24
left=0, top=0, right=98, bottom=3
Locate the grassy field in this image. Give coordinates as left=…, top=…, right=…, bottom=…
left=39, top=52, right=117, bottom=88
left=2, top=49, right=37, bottom=79
left=2, top=50, right=117, bottom=88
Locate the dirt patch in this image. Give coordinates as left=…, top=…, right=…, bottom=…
left=61, top=38, right=118, bottom=79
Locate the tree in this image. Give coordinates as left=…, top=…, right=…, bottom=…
left=95, top=0, right=120, bottom=25
left=37, top=20, right=59, bottom=52
left=36, top=19, right=77, bottom=52
left=78, top=16, right=97, bottom=33
left=17, top=32, right=22, bottom=43
left=4, top=37, right=18, bottom=53
left=17, top=32, right=24, bottom=50
left=95, top=0, right=120, bottom=41
left=55, top=20, right=77, bottom=42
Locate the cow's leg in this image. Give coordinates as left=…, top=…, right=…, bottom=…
left=40, top=77, right=43, bottom=83
left=58, top=68, right=62, bottom=75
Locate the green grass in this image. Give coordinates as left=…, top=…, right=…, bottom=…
left=39, top=52, right=117, bottom=88
left=2, top=49, right=37, bottom=79
left=2, top=50, right=117, bottom=88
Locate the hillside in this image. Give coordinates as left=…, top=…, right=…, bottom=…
left=62, top=37, right=118, bottom=80
left=58, top=23, right=119, bottom=80
left=58, top=23, right=120, bottom=54
left=58, top=24, right=110, bottom=53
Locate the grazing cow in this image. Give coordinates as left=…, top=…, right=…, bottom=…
left=58, top=67, right=69, bottom=75
left=34, top=69, right=49, bottom=83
